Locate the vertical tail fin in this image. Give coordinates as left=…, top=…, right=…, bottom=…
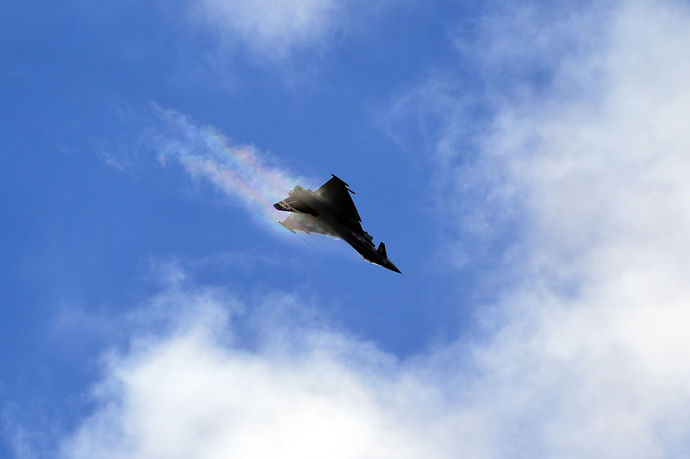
left=377, top=242, right=387, bottom=257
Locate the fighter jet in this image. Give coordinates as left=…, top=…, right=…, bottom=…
left=273, top=175, right=401, bottom=273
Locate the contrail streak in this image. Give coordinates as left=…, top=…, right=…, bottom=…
left=150, top=106, right=308, bottom=228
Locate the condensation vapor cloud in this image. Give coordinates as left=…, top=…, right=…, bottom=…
left=150, top=106, right=305, bottom=227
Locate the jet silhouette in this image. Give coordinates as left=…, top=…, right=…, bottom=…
left=274, top=175, right=401, bottom=273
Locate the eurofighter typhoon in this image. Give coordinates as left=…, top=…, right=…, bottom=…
left=273, top=175, right=401, bottom=273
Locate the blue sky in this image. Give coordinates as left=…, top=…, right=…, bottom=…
left=4, top=0, right=690, bottom=457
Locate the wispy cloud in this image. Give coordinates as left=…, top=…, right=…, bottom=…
left=195, top=0, right=392, bottom=62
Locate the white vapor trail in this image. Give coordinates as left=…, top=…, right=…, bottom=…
left=150, top=106, right=307, bottom=227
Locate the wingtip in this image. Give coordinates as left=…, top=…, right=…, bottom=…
left=331, top=174, right=351, bottom=189
left=277, top=220, right=296, bottom=234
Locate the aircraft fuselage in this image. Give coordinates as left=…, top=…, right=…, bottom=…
left=274, top=185, right=401, bottom=273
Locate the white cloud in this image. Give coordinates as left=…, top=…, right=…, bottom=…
left=432, top=0, right=690, bottom=456
left=52, top=0, right=690, bottom=457
left=196, top=0, right=386, bottom=61
left=59, top=278, right=473, bottom=459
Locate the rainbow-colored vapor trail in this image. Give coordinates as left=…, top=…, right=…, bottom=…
left=151, top=107, right=308, bottom=228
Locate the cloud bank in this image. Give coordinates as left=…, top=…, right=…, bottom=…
left=59, top=279, right=469, bottom=458
left=56, top=1, right=690, bottom=457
